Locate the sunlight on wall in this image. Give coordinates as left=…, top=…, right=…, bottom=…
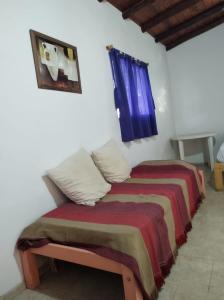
left=157, top=87, right=167, bottom=113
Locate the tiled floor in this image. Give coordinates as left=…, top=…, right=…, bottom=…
left=14, top=167, right=224, bottom=300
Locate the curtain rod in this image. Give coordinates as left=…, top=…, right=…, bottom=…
left=106, top=45, right=149, bottom=66
left=106, top=44, right=113, bottom=51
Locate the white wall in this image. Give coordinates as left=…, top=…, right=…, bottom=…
left=0, top=0, right=175, bottom=295
left=167, top=25, right=224, bottom=163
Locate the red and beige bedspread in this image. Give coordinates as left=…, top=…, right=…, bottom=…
left=133, top=160, right=203, bottom=216
left=17, top=160, right=204, bottom=300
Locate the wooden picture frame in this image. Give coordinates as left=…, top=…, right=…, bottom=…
left=30, top=30, right=82, bottom=93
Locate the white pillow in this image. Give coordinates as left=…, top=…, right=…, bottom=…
left=92, top=140, right=131, bottom=183
left=48, top=149, right=111, bottom=206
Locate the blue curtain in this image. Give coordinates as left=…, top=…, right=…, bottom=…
left=109, top=48, right=158, bottom=142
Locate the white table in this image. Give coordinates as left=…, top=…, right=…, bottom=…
left=171, top=132, right=216, bottom=170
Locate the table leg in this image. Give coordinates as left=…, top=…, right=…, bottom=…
left=178, top=140, right=185, bottom=160
left=207, top=137, right=214, bottom=171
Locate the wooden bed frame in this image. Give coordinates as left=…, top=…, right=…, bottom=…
left=20, top=243, right=143, bottom=300
left=20, top=170, right=206, bottom=300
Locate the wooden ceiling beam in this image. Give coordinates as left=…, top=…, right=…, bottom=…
left=141, top=0, right=199, bottom=32
left=155, top=1, right=224, bottom=42
left=122, top=0, right=155, bottom=19
left=166, top=14, right=224, bottom=50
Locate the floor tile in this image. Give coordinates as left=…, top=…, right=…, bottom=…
left=209, top=261, right=224, bottom=289
left=158, top=284, right=177, bottom=300
left=166, top=255, right=212, bottom=291
left=174, top=289, right=208, bottom=300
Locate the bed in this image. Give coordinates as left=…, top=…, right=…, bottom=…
left=18, top=160, right=205, bottom=300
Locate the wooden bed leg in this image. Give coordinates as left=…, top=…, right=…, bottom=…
left=121, top=265, right=143, bottom=300
left=198, top=169, right=206, bottom=197
left=20, top=250, right=40, bottom=289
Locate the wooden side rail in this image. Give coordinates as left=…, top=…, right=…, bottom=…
left=20, top=243, right=143, bottom=300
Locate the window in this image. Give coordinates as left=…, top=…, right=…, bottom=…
left=109, top=48, right=158, bottom=142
